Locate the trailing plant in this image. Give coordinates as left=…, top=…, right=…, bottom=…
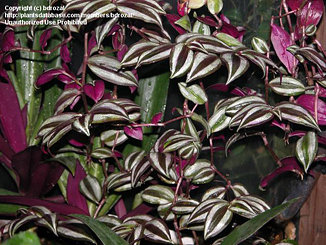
left=0, top=0, right=325, bottom=244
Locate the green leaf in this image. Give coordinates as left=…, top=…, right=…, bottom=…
left=207, top=0, right=223, bottom=15
left=3, top=231, right=41, bottom=245
left=295, top=131, right=318, bottom=173
left=251, top=37, right=269, bottom=54
left=175, top=15, right=192, bottom=32
left=193, top=20, right=211, bottom=35
left=269, top=77, right=305, bottom=96
left=221, top=198, right=299, bottom=245
left=215, top=33, right=244, bottom=47
left=178, top=82, right=208, bottom=105
left=71, top=214, right=128, bottom=245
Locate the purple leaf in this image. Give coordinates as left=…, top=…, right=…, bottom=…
left=296, top=94, right=326, bottom=125
left=230, top=87, right=247, bottom=96
left=0, top=135, right=14, bottom=161
left=197, top=16, right=219, bottom=27
left=1, top=30, right=16, bottom=52
left=40, top=28, right=52, bottom=50
left=286, top=0, right=302, bottom=10
left=318, top=86, right=326, bottom=98
left=0, top=196, right=88, bottom=215
left=221, top=22, right=246, bottom=42
left=0, top=79, right=27, bottom=153
left=67, top=160, right=89, bottom=214
left=151, top=112, right=163, bottom=124
left=87, top=33, right=97, bottom=55
left=271, top=119, right=287, bottom=130
left=207, top=83, right=229, bottom=92
left=117, top=44, right=128, bottom=62
left=177, top=0, right=189, bottom=16
left=107, top=24, right=120, bottom=37
left=68, top=139, right=85, bottom=147
left=166, top=14, right=187, bottom=34
left=11, top=146, right=64, bottom=197
left=114, top=198, right=127, bottom=218
left=60, top=43, right=71, bottom=63
left=36, top=68, right=66, bottom=87
left=260, top=157, right=303, bottom=189
left=0, top=69, right=10, bottom=82
left=84, top=80, right=105, bottom=103
left=299, top=0, right=324, bottom=27
left=124, top=126, right=143, bottom=140
left=121, top=203, right=153, bottom=220
left=271, top=24, right=298, bottom=75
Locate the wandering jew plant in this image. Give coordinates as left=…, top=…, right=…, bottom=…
left=0, top=0, right=325, bottom=244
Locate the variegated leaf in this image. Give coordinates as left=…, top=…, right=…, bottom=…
left=193, top=20, right=211, bottom=35
left=124, top=151, right=146, bottom=171
left=100, top=130, right=128, bottom=147
left=106, top=172, right=131, bottom=191
left=170, top=43, right=194, bottom=78
left=231, top=183, right=249, bottom=197
left=117, top=1, right=163, bottom=28
left=178, top=82, right=207, bottom=105
left=72, top=114, right=91, bottom=136
left=295, top=131, right=318, bottom=173
left=269, top=77, right=305, bottom=96
left=144, top=219, right=172, bottom=244
left=121, top=40, right=158, bottom=67
left=137, top=43, right=174, bottom=67
left=251, top=37, right=269, bottom=54
left=95, top=17, right=118, bottom=48
left=91, top=147, right=113, bottom=159
left=215, top=33, right=244, bottom=47
left=184, top=159, right=211, bottom=178
left=207, top=0, right=223, bottom=15
left=221, top=53, right=249, bottom=84
left=172, top=199, right=199, bottom=215
left=80, top=175, right=102, bottom=204
left=55, top=89, right=81, bottom=114
left=187, top=199, right=228, bottom=228
left=275, top=102, right=320, bottom=131
left=202, top=186, right=227, bottom=201
left=131, top=159, right=151, bottom=187
left=90, top=100, right=129, bottom=124
left=88, top=56, right=138, bottom=87
left=204, top=202, right=232, bottom=240
left=149, top=152, right=173, bottom=178
left=237, top=105, right=274, bottom=131
left=187, top=52, right=221, bottom=83
left=209, top=105, right=231, bottom=133
left=295, top=47, right=326, bottom=71
left=225, top=96, right=266, bottom=116
left=142, top=185, right=174, bottom=205
left=79, top=1, right=116, bottom=23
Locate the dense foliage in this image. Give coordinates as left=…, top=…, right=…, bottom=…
left=0, top=0, right=325, bottom=244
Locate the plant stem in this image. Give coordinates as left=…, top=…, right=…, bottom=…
left=260, top=133, right=282, bottom=167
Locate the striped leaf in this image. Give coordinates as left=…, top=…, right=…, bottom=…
left=295, top=47, right=326, bottom=71
left=209, top=105, right=231, bottom=133
left=172, top=199, right=199, bottom=215
left=117, top=1, right=163, bottom=28
left=187, top=53, right=221, bottom=83
left=275, top=102, right=320, bottom=131
left=80, top=175, right=102, bottom=204
left=251, top=37, right=269, bottom=54
left=204, top=202, right=232, bottom=240
left=131, top=159, right=151, bottom=187
left=144, top=219, right=172, bottom=244
left=95, top=17, right=119, bottom=48
left=202, top=186, right=227, bottom=201
left=88, top=56, right=138, bottom=87
left=295, top=131, right=318, bottom=173
left=142, top=185, right=174, bottom=205
left=137, top=43, right=174, bottom=67
left=170, top=43, right=194, bottom=78
left=215, top=33, right=244, bottom=47
left=221, top=53, right=249, bottom=84
left=269, top=77, right=305, bottom=96
left=124, top=151, right=146, bottom=171
left=225, top=96, right=266, bottom=116
left=79, top=1, right=116, bottom=23
left=187, top=199, right=228, bottom=228
left=91, top=147, right=113, bottom=159
left=178, top=82, right=208, bottom=105
left=149, top=152, right=173, bottom=178
left=100, top=130, right=128, bottom=147
left=72, top=114, right=91, bottom=136
left=237, top=105, right=274, bottom=131
left=193, top=20, right=211, bottom=35
left=90, top=100, right=129, bottom=124
left=231, top=184, right=249, bottom=197
left=54, top=89, right=81, bottom=114
left=121, top=41, right=158, bottom=67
